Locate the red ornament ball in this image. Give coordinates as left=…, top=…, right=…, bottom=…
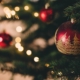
left=39, top=8, right=54, bottom=23
left=0, top=32, right=13, bottom=48
left=55, top=21, right=80, bottom=55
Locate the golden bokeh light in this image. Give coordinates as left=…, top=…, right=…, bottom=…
left=34, top=57, right=39, bottom=62
left=45, top=63, right=50, bottom=67
left=15, top=42, right=21, bottom=48
left=34, top=12, right=39, bottom=17
left=16, top=26, right=22, bottom=32
left=14, top=6, right=20, bottom=11
left=24, top=6, right=29, bottom=10
left=15, top=37, right=21, bottom=43
left=26, top=50, right=32, bottom=56
left=11, top=10, right=16, bottom=16
left=18, top=46, right=24, bottom=52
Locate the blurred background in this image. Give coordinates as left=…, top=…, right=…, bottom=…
left=0, top=0, right=80, bottom=80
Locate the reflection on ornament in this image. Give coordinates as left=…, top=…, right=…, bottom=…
left=0, top=37, right=3, bottom=42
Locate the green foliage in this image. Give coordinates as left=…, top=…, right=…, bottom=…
left=64, top=1, right=80, bottom=21
left=50, top=55, right=80, bottom=76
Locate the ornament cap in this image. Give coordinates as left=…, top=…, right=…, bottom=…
left=45, top=3, right=50, bottom=9
left=71, top=18, right=76, bottom=24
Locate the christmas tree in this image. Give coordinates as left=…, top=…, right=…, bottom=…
left=0, top=0, right=80, bottom=80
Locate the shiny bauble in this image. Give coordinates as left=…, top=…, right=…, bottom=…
left=39, top=8, right=54, bottom=23
left=0, top=32, right=12, bottom=48
left=55, top=21, right=80, bottom=55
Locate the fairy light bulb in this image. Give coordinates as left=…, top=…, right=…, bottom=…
left=34, top=12, right=39, bottom=17
left=26, top=50, right=32, bottom=56
left=15, top=15, right=19, bottom=19
left=15, top=37, right=21, bottom=43
left=16, top=26, right=22, bottom=32
left=24, top=6, right=29, bottom=10
left=34, top=57, right=39, bottom=62
left=3, top=7, right=10, bottom=13
left=3, top=7, right=11, bottom=18
left=11, top=10, right=16, bottom=16
left=45, top=63, right=50, bottom=67
left=18, top=46, right=24, bottom=52
left=6, top=14, right=11, bottom=18
left=14, top=6, right=20, bottom=11
left=58, top=72, right=62, bottom=76
left=15, top=42, right=21, bottom=48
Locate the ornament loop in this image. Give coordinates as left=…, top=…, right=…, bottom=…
left=71, top=18, right=76, bottom=24
left=45, top=3, right=50, bottom=9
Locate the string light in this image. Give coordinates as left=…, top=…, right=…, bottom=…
left=26, top=50, right=32, bottom=56
left=3, top=7, right=10, bottom=13
left=15, top=42, right=21, bottom=48
left=34, top=12, right=39, bottom=17
left=6, top=14, right=11, bottom=18
left=34, top=57, right=39, bottom=62
left=51, top=71, right=54, bottom=74
left=24, top=6, right=29, bottom=10
left=3, top=7, right=11, bottom=18
left=18, top=46, right=24, bottom=52
left=11, top=10, right=16, bottom=16
left=58, top=72, right=62, bottom=76
left=15, top=37, right=21, bottom=43
left=16, top=26, right=22, bottom=32
left=15, top=15, right=19, bottom=19
left=14, top=6, right=20, bottom=11
left=45, top=63, right=50, bottom=67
